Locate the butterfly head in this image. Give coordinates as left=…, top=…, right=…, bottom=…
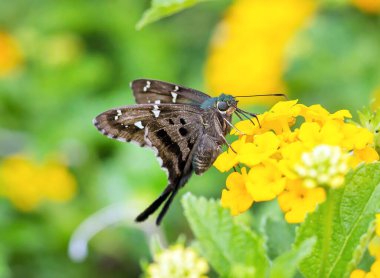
left=201, top=94, right=238, bottom=116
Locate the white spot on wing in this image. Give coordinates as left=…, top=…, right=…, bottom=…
left=151, top=104, right=160, bottom=118
left=171, top=92, right=178, bottom=103
left=143, top=81, right=151, bottom=92
left=152, top=110, right=160, bottom=117
left=116, top=137, right=127, bottom=142
left=155, top=100, right=161, bottom=104
left=114, top=109, right=122, bottom=120
left=174, top=85, right=179, bottom=92
left=134, top=121, right=144, bottom=129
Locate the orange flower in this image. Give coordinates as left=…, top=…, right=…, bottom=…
left=352, top=0, right=380, bottom=13
left=0, top=31, right=23, bottom=76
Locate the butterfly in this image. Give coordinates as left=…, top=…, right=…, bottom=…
left=93, top=79, right=263, bottom=225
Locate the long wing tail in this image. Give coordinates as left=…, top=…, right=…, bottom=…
left=135, top=184, right=178, bottom=225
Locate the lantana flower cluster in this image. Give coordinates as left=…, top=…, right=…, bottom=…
left=145, top=244, right=209, bottom=278
left=214, top=100, right=378, bottom=223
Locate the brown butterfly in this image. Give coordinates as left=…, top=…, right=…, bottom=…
left=93, top=79, right=270, bottom=225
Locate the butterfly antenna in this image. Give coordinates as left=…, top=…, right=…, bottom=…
left=156, top=186, right=179, bottom=225
left=223, top=118, right=245, bottom=135
left=135, top=186, right=172, bottom=223
left=235, top=93, right=287, bottom=99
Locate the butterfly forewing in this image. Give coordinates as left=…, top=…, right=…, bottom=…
left=93, top=104, right=203, bottom=185
left=131, top=79, right=210, bottom=105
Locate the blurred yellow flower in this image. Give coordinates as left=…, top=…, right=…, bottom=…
left=0, top=31, right=23, bottom=77
left=370, top=87, right=380, bottom=110
left=0, top=155, right=76, bottom=211
left=205, top=0, right=316, bottom=104
left=215, top=100, right=378, bottom=223
left=352, top=0, right=380, bottom=13
left=146, top=244, right=209, bottom=278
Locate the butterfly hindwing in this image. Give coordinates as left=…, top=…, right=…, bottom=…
left=93, top=103, right=204, bottom=186
left=131, top=79, right=210, bottom=105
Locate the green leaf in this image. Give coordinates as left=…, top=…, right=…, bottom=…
left=255, top=201, right=296, bottom=260
left=137, top=0, right=212, bottom=30
left=182, top=193, right=269, bottom=278
left=295, top=163, right=380, bottom=278
left=270, top=238, right=316, bottom=278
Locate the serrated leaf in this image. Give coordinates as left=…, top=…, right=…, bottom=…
left=137, top=0, right=212, bottom=30
left=270, top=238, right=316, bottom=278
left=295, top=163, right=380, bottom=278
left=256, top=201, right=296, bottom=260
left=182, top=193, right=269, bottom=278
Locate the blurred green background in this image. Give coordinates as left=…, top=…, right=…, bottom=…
left=0, top=0, right=380, bottom=277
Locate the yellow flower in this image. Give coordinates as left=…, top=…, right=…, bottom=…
left=146, top=244, right=209, bottom=278
left=246, top=160, right=286, bottom=201
left=377, top=214, right=380, bottom=236
left=351, top=259, right=380, bottom=278
left=205, top=0, right=316, bottom=104
left=213, top=138, right=245, bottom=172
left=0, top=31, right=23, bottom=77
left=0, top=155, right=76, bottom=211
left=369, top=236, right=380, bottom=259
left=350, top=269, right=367, bottom=278
left=238, top=132, right=280, bottom=167
left=352, top=0, right=380, bottom=13
left=221, top=168, right=253, bottom=215
left=233, top=100, right=300, bottom=135
left=217, top=100, right=378, bottom=223
left=277, top=180, right=326, bottom=223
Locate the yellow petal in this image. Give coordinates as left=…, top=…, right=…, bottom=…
left=221, top=168, right=253, bottom=215
left=238, top=132, right=280, bottom=166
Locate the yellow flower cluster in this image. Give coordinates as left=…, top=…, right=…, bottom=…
left=146, top=245, right=209, bottom=278
left=352, top=0, right=380, bottom=13
left=350, top=214, right=380, bottom=277
left=0, top=31, right=23, bottom=77
left=0, top=155, right=77, bottom=211
left=205, top=0, right=316, bottom=104
left=214, top=100, right=378, bottom=223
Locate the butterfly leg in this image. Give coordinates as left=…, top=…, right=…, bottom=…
left=220, top=135, right=237, bottom=154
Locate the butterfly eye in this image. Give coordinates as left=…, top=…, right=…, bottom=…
left=217, top=101, right=229, bottom=112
